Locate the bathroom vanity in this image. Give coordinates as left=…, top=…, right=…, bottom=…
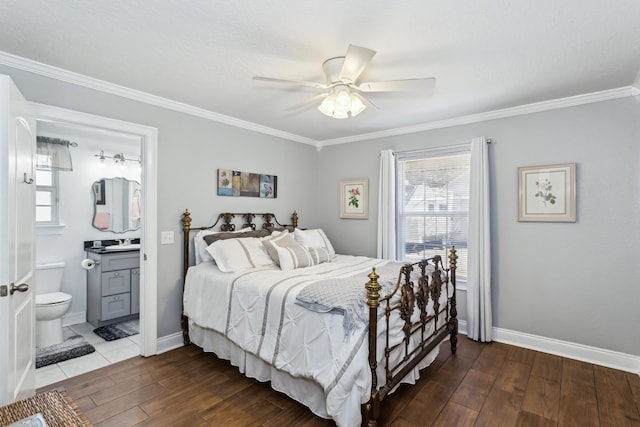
left=85, top=246, right=140, bottom=327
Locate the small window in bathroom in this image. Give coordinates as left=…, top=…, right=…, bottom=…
left=35, top=154, right=60, bottom=225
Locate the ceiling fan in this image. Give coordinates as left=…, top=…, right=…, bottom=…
left=254, top=44, right=436, bottom=119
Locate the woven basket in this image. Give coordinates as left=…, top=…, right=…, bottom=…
left=0, top=389, right=92, bottom=427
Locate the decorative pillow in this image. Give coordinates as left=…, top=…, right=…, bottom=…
left=307, top=247, right=331, bottom=265
left=194, top=227, right=252, bottom=264
left=262, top=231, right=331, bottom=270
left=202, top=229, right=270, bottom=246
left=262, top=230, right=295, bottom=265
left=205, top=236, right=275, bottom=273
left=276, top=244, right=314, bottom=271
left=295, top=228, right=336, bottom=257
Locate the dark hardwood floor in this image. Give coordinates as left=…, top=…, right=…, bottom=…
left=37, top=337, right=640, bottom=426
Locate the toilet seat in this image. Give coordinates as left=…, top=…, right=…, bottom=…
left=36, top=292, right=72, bottom=305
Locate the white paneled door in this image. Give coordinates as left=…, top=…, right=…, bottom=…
left=0, top=75, right=36, bottom=405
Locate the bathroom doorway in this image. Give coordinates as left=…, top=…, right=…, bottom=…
left=31, top=104, right=157, bottom=387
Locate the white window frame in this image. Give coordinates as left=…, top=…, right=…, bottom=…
left=35, top=155, right=60, bottom=226
left=395, top=144, right=471, bottom=283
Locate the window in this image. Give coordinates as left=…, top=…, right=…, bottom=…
left=396, top=146, right=470, bottom=280
left=35, top=154, right=59, bottom=224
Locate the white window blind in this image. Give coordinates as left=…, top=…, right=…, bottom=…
left=396, top=146, right=470, bottom=280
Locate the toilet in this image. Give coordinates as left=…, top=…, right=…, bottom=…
left=35, top=262, right=72, bottom=348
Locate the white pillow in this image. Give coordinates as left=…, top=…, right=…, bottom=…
left=194, top=227, right=252, bottom=264
left=295, top=228, right=336, bottom=257
left=205, top=236, right=275, bottom=273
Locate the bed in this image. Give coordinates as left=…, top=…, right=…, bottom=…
left=181, top=209, right=458, bottom=427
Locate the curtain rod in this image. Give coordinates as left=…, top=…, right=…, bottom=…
left=36, top=136, right=78, bottom=147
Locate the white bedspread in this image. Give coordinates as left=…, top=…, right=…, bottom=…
left=183, top=255, right=450, bottom=427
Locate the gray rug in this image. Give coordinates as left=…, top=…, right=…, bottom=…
left=36, top=335, right=95, bottom=368
left=93, top=319, right=139, bottom=341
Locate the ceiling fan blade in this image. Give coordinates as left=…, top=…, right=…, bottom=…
left=339, top=45, right=376, bottom=83
left=352, top=92, right=379, bottom=110
left=253, top=76, right=328, bottom=89
left=355, top=77, right=436, bottom=93
left=285, top=93, right=328, bottom=111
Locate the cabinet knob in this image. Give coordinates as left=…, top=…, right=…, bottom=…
left=114, top=272, right=119, bottom=276
left=114, top=296, right=119, bottom=300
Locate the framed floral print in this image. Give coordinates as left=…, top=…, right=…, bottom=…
left=340, top=179, right=368, bottom=219
left=518, top=163, right=576, bottom=222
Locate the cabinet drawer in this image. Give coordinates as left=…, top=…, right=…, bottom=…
left=101, top=270, right=131, bottom=296
left=101, top=293, right=131, bottom=320
left=100, top=252, right=140, bottom=272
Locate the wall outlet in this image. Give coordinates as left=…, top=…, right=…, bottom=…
left=161, top=231, right=174, bottom=245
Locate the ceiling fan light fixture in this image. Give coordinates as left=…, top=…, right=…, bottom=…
left=335, top=90, right=351, bottom=110
left=350, top=95, right=366, bottom=116
left=332, top=110, right=349, bottom=119
left=318, top=93, right=337, bottom=117
left=318, top=86, right=365, bottom=119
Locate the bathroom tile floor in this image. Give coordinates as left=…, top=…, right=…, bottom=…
left=35, top=322, right=140, bottom=388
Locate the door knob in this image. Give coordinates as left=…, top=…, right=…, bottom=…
left=10, top=283, right=29, bottom=295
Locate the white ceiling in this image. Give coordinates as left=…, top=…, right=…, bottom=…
left=1, top=1, right=639, bottom=144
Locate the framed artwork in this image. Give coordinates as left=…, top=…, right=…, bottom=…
left=340, top=178, right=368, bottom=219
left=93, top=179, right=105, bottom=205
left=260, top=174, right=277, bottom=198
left=217, top=169, right=277, bottom=198
left=518, top=163, right=576, bottom=222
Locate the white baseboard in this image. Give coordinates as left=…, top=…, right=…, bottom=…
left=458, top=320, right=640, bottom=374
left=62, top=311, right=86, bottom=327
left=156, top=332, right=184, bottom=354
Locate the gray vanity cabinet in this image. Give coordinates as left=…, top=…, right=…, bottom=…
left=86, top=250, right=140, bottom=327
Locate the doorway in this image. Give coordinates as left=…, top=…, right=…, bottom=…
left=31, top=104, right=157, bottom=385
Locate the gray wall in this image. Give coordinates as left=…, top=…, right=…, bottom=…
left=316, top=97, right=640, bottom=356
left=1, top=65, right=319, bottom=338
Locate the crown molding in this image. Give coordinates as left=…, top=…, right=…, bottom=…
left=1, top=50, right=634, bottom=148
left=319, top=86, right=634, bottom=147
left=0, top=50, right=318, bottom=147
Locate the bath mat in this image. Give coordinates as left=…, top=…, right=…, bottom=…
left=36, top=335, right=95, bottom=369
left=92, top=319, right=139, bottom=341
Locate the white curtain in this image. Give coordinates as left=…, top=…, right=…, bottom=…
left=377, top=149, right=396, bottom=260
left=467, top=136, right=492, bottom=341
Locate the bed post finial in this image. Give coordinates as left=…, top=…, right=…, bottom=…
left=366, top=268, right=381, bottom=308
left=182, top=209, right=192, bottom=231
left=448, top=246, right=457, bottom=270
left=291, top=210, right=298, bottom=229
